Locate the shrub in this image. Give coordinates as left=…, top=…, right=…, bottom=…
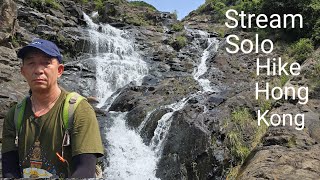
left=312, top=19, right=320, bottom=46
left=171, top=22, right=184, bottom=32
left=289, top=38, right=314, bottom=64
left=125, top=15, right=149, bottom=26
left=94, top=0, right=104, bottom=11
left=170, top=35, right=187, bottom=50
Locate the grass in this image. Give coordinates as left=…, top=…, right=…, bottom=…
left=225, top=106, right=269, bottom=177
left=288, top=38, right=314, bottom=64
left=280, top=74, right=290, bottom=86
left=226, top=165, right=241, bottom=180
left=227, top=108, right=253, bottom=163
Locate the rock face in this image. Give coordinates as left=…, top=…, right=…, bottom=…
left=0, top=0, right=319, bottom=179
left=0, top=0, right=18, bottom=46
left=237, top=50, right=320, bottom=180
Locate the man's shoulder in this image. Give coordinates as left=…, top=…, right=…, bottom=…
left=63, top=90, right=94, bottom=112
left=5, top=104, right=17, bottom=121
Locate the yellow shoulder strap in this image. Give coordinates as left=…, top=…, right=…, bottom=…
left=63, top=92, right=86, bottom=130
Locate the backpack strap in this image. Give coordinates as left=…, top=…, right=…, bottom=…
left=63, top=92, right=86, bottom=131
left=61, top=92, right=85, bottom=159
left=14, top=96, right=28, bottom=141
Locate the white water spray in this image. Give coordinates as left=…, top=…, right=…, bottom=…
left=190, top=30, right=219, bottom=93
left=83, top=13, right=157, bottom=179
left=105, top=112, right=159, bottom=180
left=149, top=97, right=191, bottom=157
left=83, top=13, right=148, bottom=108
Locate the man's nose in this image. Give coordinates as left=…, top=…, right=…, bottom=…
left=34, top=64, right=45, bottom=74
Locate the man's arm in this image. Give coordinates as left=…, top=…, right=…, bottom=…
left=71, top=153, right=97, bottom=178
left=70, top=100, right=104, bottom=178
left=2, top=151, right=21, bottom=178
left=2, top=107, right=21, bottom=178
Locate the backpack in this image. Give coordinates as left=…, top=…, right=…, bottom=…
left=13, top=92, right=103, bottom=178
left=13, top=92, right=85, bottom=141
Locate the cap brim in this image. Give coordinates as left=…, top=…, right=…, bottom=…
left=17, top=45, right=62, bottom=63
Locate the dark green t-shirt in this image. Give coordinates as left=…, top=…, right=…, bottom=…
left=2, top=90, right=104, bottom=178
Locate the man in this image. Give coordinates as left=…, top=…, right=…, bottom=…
left=1, top=39, right=104, bottom=178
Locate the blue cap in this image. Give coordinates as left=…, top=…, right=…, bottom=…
left=17, top=39, right=63, bottom=63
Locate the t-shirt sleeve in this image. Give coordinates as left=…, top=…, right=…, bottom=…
left=2, top=106, right=18, bottom=154
left=71, top=100, right=104, bottom=157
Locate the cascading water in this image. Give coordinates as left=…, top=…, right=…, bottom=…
left=105, top=112, right=159, bottom=180
left=139, top=29, right=220, bottom=160
left=82, top=13, right=219, bottom=179
left=149, top=97, right=191, bottom=157
left=82, top=14, right=158, bottom=179
left=188, top=29, right=220, bottom=93
left=83, top=13, right=148, bottom=108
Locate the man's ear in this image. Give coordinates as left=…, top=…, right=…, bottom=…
left=21, top=66, right=25, bottom=77
left=57, top=64, right=64, bottom=77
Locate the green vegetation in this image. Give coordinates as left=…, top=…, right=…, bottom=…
left=225, top=107, right=268, bottom=178
left=125, top=15, right=150, bottom=26
left=172, top=10, right=178, bottom=20
left=194, top=0, right=320, bottom=46
left=171, top=22, right=184, bottom=32
left=128, top=1, right=157, bottom=11
left=305, top=53, right=320, bottom=92
left=10, top=36, right=21, bottom=48
left=196, top=0, right=261, bottom=23
left=169, top=35, right=188, bottom=50
left=258, top=98, right=272, bottom=114
left=260, top=0, right=320, bottom=43
left=280, top=74, right=290, bottom=86
left=94, top=0, right=104, bottom=11
left=287, top=136, right=297, bottom=148
left=30, top=0, right=62, bottom=10
left=288, top=38, right=314, bottom=64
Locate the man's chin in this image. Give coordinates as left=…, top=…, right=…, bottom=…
left=31, top=86, right=49, bottom=93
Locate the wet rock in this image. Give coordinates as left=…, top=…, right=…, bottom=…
left=140, top=108, right=172, bottom=145
left=156, top=104, right=225, bottom=180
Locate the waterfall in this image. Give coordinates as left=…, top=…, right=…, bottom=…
left=187, top=29, right=219, bottom=93
left=83, top=13, right=148, bottom=108
left=105, top=112, right=159, bottom=180
left=81, top=13, right=219, bottom=179
left=193, top=37, right=219, bottom=92
left=82, top=13, right=157, bottom=179
left=149, top=97, right=191, bottom=157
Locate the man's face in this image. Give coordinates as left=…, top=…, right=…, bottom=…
left=21, top=49, right=64, bottom=93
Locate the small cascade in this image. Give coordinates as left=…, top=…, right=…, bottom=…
left=149, top=97, right=191, bottom=157
left=138, top=109, right=157, bottom=132
left=193, top=37, right=219, bottom=92
left=83, top=13, right=148, bottom=108
left=105, top=112, right=159, bottom=180
left=185, top=28, right=220, bottom=93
